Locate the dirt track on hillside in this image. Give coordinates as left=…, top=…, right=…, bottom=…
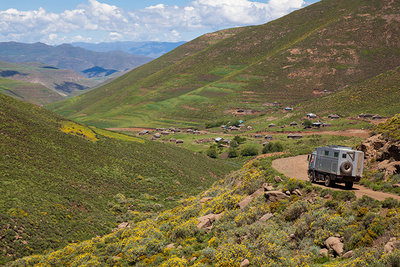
left=260, top=129, right=370, bottom=138
left=272, top=155, right=400, bottom=201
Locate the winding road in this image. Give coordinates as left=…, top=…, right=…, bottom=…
left=272, top=155, right=400, bottom=201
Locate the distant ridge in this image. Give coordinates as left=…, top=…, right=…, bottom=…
left=72, top=41, right=186, bottom=58
left=0, top=42, right=153, bottom=77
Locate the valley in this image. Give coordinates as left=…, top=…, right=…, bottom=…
left=1, top=0, right=400, bottom=265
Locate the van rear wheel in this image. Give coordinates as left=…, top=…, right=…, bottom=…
left=324, top=175, right=334, bottom=187
left=345, top=182, right=353, bottom=189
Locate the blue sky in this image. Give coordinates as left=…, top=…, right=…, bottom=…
left=0, top=0, right=320, bottom=44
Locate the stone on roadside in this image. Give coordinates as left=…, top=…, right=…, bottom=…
left=274, top=176, right=283, bottom=183
left=343, top=250, right=354, bottom=259
left=319, top=248, right=329, bottom=257
left=259, top=213, right=273, bottom=222
left=325, top=236, right=344, bottom=256
left=240, top=259, right=250, bottom=267
left=264, top=191, right=289, bottom=202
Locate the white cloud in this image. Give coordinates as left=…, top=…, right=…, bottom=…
left=0, top=0, right=306, bottom=44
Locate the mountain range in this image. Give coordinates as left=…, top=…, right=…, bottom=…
left=72, top=41, right=186, bottom=58
left=0, top=42, right=153, bottom=78
left=48, top=0, right=400, bottom=128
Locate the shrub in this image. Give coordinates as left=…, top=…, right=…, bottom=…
left=229, top=140, right=239, bottom=148
left=241, top=144, right=259, bottom=156
left=206, top=146, right=218, bottom=158
left=227, top=148, right=239, bottom=158
left=262, top=142, right=284, bottom=154
left=233, top=135, right=246, bottom=144
left=283, top=201, right=310, bottom=221
left=382, top=198, right=400, bottom=209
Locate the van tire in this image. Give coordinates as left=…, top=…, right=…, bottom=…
left=340, top=161, right=353, bottom=175
left=325, top=175, right=334, bottom=187
left=345, top=182, right=353, bottom=189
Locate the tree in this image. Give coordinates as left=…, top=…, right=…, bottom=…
left=206, top=146, right=218, bottom=158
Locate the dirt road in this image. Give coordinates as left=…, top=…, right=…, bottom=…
left=272, top=155, right=400, bottom=201
left=260, top=129, right=370, bottom=138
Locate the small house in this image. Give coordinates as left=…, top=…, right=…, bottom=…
left=247, top=126, right=253, bottom=130
left=287, top=133, right=303, bottom=139
left=273, top=101, right=280, bottom=107
left=186, top=129, right=194, bottom=133
left=237, top=109, right=245, bottom=113
left=312, top=122, right=323, bottom=128
left=372, top=114, right=383, bottom=120
left=307, top=113, right=317, bottom=119
left=193, top=130, right=201, bottom=135
left=285, top=107, right=293, bottom=111
left=138, top=130, right=149, bottom=136
left=215, top=137, right=223, bottom=143
left=358, top=113, right=365, bottom=118
left=161, top=131, right=169, bottom=135
left=254, top=134, right=263, bottom=139
left=153, top=133, right=161, bottom=138
left=265, top=135, right=273, bottom=140
left=176, top=139, right=184, bottom=144
left=290, top=121, right=298, bottom=126
left=170, top=138, right=177, bottom=143
left=328, top=114, right=340, bottom=119
left=268, top=123, right=276, bottom=128
left=230, top=126, right=240, bottom=131
left=364, top=113, right=373, bottom=118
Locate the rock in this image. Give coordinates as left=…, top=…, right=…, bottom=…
left=288, top=234, right=296, bottom=239
left=293, top=189, right=302, bottom=196
left=166, top=243, right=175, bottom=249
left=190, top=257, right=197, bottom=262
left=239, top=188, right=264, bottom=209
left=325, top=236, right=344, bottom=256
left=343, top=250, right=354, bottom=259
left=200, top=197, right=213, bottom=203
left=384, top=238, right=400, bottom=254
left=240, top=259, right=250, bottom=267
left=259, top=213, right=273, bottom=222
left=263, top=183, right=274, bottom=191
left=264, top=191, right=289, bottom=202
left=197, top=213, right=223, bottom=230
left=177, top=245, right=182, bottom=249
left=117, top=222, right=130, bottom=229
left=392, top=184, right=400, bottom=188
left=285, top=191, right=291, bottom=196
left=319, top=248, right=329, bottom=257
left=274, top=176, right=283, bottom=183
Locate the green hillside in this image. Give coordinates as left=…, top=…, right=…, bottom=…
left=0, top=77, right=63, bottom=105
left=49, top=0, right=400, bottom=128
left=295, top=66, right=400, bottom=118
left=0, top=93, right=234, bottom=264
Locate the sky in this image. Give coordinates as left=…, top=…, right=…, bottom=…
left=0, top=0, right=320, bottom=44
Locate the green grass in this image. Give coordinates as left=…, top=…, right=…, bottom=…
left=0, top=93, right=235, bottom=265
left=47, top=0, right=400, bottom=128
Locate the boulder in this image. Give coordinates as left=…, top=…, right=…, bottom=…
left=343, top=250, right=354, bottom=259
left=264, top=191, right=289, bottom=202
left=197, top=213, right=223, bottom=230
left=393, top=184, right=400, bottom=188
left=117, top=222, right=130, bottom=229
left=190, top=257, right=197, bottom=262
left=274, top=176, right=283, bottom=183
left=263, top=183, right=274, bottom=191
left=239, top=188, right=264, bottom=209
left=259, top=213, right=273, bottom=222
left=319, top=248, right=329, bottom=257
left=166, top=243, right=175, bottom=249
left=240, top=259, right=250, bottom=267
left=200, top=197, right=214, bottom=203
left=384, top=238, right=400, bottom=254
left=325, top=236, right=344, bottom=256
left=285, top=191, right=291, bottom=196
left=293, top=189, right=302, bottom=196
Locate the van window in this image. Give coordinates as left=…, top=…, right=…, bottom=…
left=334, top=152, right=339, bottom=158
left=325, top=151, right=329, bottom=156
left=342, top=154, right=347, bottom=158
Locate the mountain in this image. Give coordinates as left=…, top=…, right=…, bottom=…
left=0, top=61, right=98, bottom=100
left=72, top=41, right=186, bottom=58
left=0, top=42, right=153, bottom=78
left=0, top=77, right=63, bottom=105
left=49, top=0, right=400, bottom=128
left=0, top=93, right=234, bottom=264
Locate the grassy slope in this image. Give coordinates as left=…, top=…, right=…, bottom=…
left=11, top=155, right=400, bottom=266
left=49, top=0, right=400, bottom=128
left=0, top=93, right=235, bottom=264
left=0, top=77, right=63, bottom=105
